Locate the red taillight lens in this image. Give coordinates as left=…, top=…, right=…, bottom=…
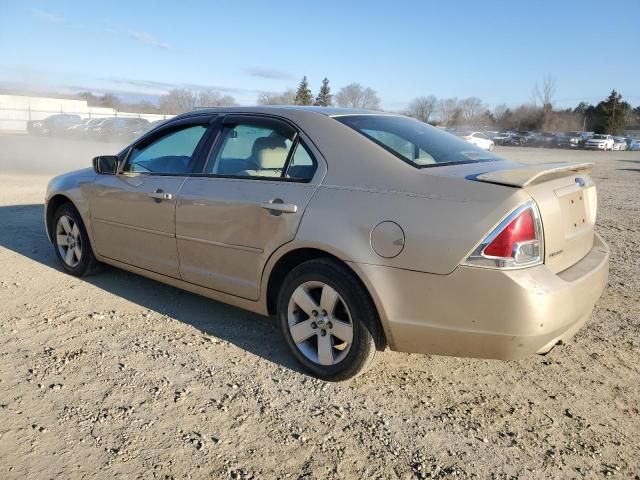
left=483, top=209, right=536, bottom=258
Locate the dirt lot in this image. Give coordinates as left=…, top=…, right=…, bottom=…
left=0, top=135, right=639, bottom=479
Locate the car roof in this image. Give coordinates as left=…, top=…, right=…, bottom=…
left=175, top=105, right=392, bottom=121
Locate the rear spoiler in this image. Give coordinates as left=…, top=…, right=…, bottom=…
left=475, top=162, right=594, bottom=188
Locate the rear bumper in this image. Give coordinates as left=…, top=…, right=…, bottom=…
left=351, top=233, right=609, bottom=360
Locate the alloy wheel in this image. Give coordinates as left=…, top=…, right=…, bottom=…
left=287, top=281, right=354, bottom=366
left=56, top=215, right=82, bottom=268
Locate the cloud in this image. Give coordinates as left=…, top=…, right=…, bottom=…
left=30, top=8, right=65, bottom=24
left=243, top=67, right=293, bottom=81
left=105, top=76, right=272, bottom=97
left=126, top=30, right=171, bottom=50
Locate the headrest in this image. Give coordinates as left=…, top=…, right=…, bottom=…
left=252, top=136, right=288, bottom=169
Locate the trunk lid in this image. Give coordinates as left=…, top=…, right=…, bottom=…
left=475, top=162, right=597, bottom=273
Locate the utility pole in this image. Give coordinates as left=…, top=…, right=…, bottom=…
left=610, top=94, right=617, bottom=135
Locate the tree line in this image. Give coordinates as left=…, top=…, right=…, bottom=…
left=78, top=76, right=639, bottom=135
left=257, top=76, right=381, bottom=110
left=404, top=87, right=638, bottom=135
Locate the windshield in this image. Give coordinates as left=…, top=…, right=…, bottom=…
left=593, top=135, right=606, bottom=139
left=336, top=115, right=499, bottom=168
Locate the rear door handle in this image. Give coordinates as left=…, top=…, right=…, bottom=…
left=260, top=199, right=298, bottom=215
left=148, top=189, right=173, bottom=201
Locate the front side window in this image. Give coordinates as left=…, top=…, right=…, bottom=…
left=337, top=115, right=499, bottom=168
left=125, top=125, right=207, bottom=174
left=206, top=122, right=295, bottom=178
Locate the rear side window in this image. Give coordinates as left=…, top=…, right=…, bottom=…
left=337, top=115, right=499, bottom=168
left=206, top=123, right=295, bottom=177
left=285, top=141, right=317, bottom=180
left=205, top=118, right=317, bottom=182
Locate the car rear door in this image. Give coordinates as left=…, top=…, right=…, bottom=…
left=176, top=114, right=326, bottom=300
left=88, top=116, right=214, bottom=278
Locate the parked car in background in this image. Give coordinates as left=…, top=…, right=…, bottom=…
left=556, top=131, right=583, bottom=148
left=534, top=132, right=556, bottom=148
left=82, top=119, right=109, bottom=138
left=514, top=131, right=537, bottom=146
left=612, top=137, right=627, bottom=151
left=457, top=131, right=495, bottom=151
left=27, top=114, right=82, bottom=135
left=113, top=118, right=150, bottom=142
left=93, top=117, right=149, bottom=142
left=585, top=134, right=614, bottom=150
left=491, top=131, right=514, bottom=145
left=44, top=106, right=609, bottom=380
left=64, top=118, right=92, bottom=136
left=628, top=139, right=640, bottom=151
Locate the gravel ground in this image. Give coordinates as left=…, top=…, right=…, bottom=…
left=0, top=136, right=639, bottom=479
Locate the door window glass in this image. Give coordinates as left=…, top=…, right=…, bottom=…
left=285, top=141, right=317, bottom=180
left=125, top=125, right=207, bottom=174
left=207, top=123, right=295, bottom=177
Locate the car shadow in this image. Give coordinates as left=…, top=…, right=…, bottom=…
left=1, top=203, right=305, bottom=375
left=617, top=168, right=640, bottom=173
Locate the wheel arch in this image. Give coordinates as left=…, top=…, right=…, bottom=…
left=46, top=194, right=77, bottom=242
left=263, top=245, right=388, bottom=350
left=46, top=194, right=95, bottom=251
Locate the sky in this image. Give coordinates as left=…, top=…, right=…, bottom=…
left=0, top=0, right=639, bottom=110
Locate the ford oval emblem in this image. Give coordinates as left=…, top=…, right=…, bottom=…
left=575, top=177, right=586, bottom=187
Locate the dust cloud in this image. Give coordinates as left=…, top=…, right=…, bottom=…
left=0, top=134, right=126, bottom=176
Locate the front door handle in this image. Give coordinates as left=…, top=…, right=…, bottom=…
left=148, top=189, right=173, bottom=202
left=260, top=198, right=298, bottom=215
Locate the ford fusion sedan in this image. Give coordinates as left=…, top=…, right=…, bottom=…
left=45, top=107, right=609, bottom=380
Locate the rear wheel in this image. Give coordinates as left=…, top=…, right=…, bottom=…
left=277, top=258, right=381, bottom=381
left=52, top=203, right=102, bottom=276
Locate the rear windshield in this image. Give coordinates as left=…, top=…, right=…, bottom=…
left=336, top=115, right=499, bottom=168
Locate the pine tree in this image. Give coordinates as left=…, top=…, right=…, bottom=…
left=294, top=76, right=313, bottom=105
left=314, top=78, right=332, bottom=106
left=594, top=90, right=630, bottom=135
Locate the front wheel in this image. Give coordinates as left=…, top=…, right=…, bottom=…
left=52, top=203, right=102, bottom=276
left=277, top=258, right=381, bottom=381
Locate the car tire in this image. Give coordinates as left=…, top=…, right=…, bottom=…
left=277, top=258, right=381, bottom=381
left=52, top=203, right=103, bottom=276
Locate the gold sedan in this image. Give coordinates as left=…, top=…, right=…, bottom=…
left=45, top=107, right=609, bottom=380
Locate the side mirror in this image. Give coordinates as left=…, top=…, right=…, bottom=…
left=93, top=155, right=119, bottom=174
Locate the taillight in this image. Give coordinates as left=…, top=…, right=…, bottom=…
left=463, top=200, right=544, bottom=269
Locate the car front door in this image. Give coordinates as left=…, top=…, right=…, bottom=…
left=88, top=118, right=212, bottom=278
left=176, top=114, right=326, bottom=300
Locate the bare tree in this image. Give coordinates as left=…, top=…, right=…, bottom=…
left=437, top=97, right=459, bottom=126
left=257, top=89, right=296, bottom=105
left=534, top=76, right=557, bottom=130
left=407, top=95, right=437, bottom=123
left=493, top=104, right=509, bottom=125
left=460, top=97, right=484, bottom=125
left=534, top=76, right=557, bottom=109
left=335, top=83, right=381, bottom=109
left=159, top=89, right=197, bottom=114
left=198, top=89, right=238, bottom=107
